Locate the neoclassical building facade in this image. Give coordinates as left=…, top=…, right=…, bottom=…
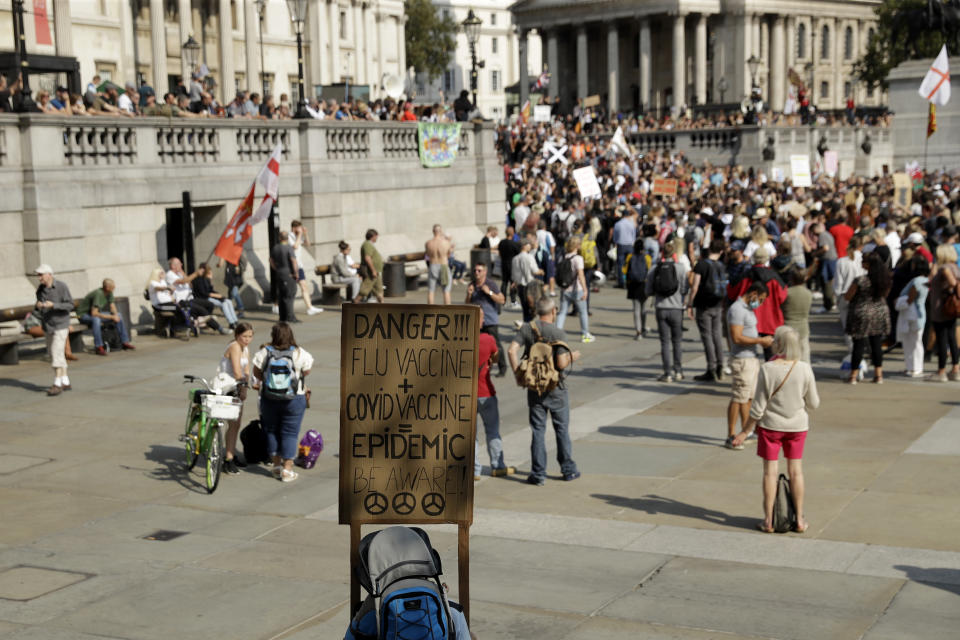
left=510, top=0, right=883, bottom=114
left=0, top=0, right=406, bottom=105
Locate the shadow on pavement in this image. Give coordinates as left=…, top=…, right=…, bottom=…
left=893, top=565, right=960, bottom=595
left=144, top=444, right=210, bottom=494
left=0, top=378, right=50, bottom=393
left=598, top=425, right=724, bottom=446
left=591, top=493, right=756, bottom=530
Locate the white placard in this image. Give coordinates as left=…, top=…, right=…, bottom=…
left=823, top=150, right=838, bottom=177
left=573, top=166, right=602, bottom=199
left=790, top=154, right=812, bottom=187
left=533, top=105, right=552, bottom=123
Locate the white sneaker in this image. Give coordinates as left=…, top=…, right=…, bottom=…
left=307, top=306, right=323, bottom=315
left=581, top=333, right=596, bottom=343
left=271, top=305, right=279, bottom=315
left=509, top=302, right=522, bottom=311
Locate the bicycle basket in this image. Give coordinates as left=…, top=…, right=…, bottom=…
left=201, top=394, right=242, bottom=420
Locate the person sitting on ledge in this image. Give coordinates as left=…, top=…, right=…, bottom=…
left=76, top=278, right=135, bottom=355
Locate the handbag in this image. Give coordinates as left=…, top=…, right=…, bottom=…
left=944, top=284, right=960, bottom=319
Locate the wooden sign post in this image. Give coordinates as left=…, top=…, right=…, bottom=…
left=340, top=303, right=480, bottom=624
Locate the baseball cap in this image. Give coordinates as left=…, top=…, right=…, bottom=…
left=905, top=232, right=924, bottom=245
left=34, top=264, right=53, bottom=275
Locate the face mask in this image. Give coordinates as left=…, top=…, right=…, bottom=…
left=748, top=298, right=761, bottom=310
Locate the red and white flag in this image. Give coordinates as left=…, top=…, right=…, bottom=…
left=213, top=183, right=256, bottom=265
left=251, top=142, right=282, bottom=223
left=918, top=45, right=951, bottom=106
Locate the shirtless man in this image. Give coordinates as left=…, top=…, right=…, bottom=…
left=425, top=224, right=453, bottom=305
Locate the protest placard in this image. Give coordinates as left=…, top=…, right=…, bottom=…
left=823, top=150, right=838, bottom=177
left=652, top=177, right=678, bottom=197
left=340, top=303, right=480, bottom=620
left=583, top=94, right=601, bottom=107
left=533, top=105, right=552, bottom=122
left=893, top=173, right=912, bottom=209
left=573, top=166, right=602, bottom=199
left=790, top=154, right=812, bottom=187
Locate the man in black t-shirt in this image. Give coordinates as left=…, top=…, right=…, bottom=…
left=497, top=226, right=521, bottom=307
left=269, top=231, right=299, bottom=323
left=688, top=238, right=727, bottom=382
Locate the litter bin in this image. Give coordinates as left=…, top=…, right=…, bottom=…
left=470, top=248, right=491, bottom=271
left=383, top=261, right=406, bottom=298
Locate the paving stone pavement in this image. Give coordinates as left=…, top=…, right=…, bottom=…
left=0, top=284, right=958, bottom=639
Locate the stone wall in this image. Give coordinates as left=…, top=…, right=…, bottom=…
left=0, top=116, right=501, bottom=310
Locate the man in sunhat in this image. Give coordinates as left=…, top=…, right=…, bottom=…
left=34, top=265, right=75, bottom=396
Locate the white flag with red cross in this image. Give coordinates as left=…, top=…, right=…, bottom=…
left=919, top=45, right=951, bottom=106
left=251, top=142, right=283, bottom=224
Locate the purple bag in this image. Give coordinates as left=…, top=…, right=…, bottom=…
left=295, top=430, right=324, bottom=469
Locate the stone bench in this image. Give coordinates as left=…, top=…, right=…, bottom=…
left=313, top=264, right=352, bottom=305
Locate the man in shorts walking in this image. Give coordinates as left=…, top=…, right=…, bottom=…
left=425, top=224, right=452, bottom=305
left=34, top=264, right=74, bottom=396
left=726, top=281, right=773, bottom=449
left=355, top=229, right=385, bottom=304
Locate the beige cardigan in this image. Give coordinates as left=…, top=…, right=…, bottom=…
left=749, top=359, right=820, bottom=432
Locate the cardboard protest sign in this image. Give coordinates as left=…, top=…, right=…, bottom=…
left=790, top=154, right=812, bottom=187
left=583, top=94, right=601, bottom=107
left=533, top=105, right=552, bottom=122
left=339, top=304, right=479, bottom=526
left=652, top=177, right=678, bottom=197
left=893, top=173, right=912, bottom=208
left=573, top=166, right=602, bottom=199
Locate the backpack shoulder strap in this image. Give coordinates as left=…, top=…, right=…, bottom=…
left=529, top=320, right=543, bottom=342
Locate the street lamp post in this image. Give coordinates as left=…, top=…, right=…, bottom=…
left=462, top=10, right=482, bottom=109
left=285, top=0, right=309, bottom=118
left=255, top=0, right=267, bottom=97
left=717, top=77, right=728, bottom=104
left=182, top=35, right=201, bottom=77
left=11, top=0, right=35, bottom=107
left=746, top=54, right=760, bottom=92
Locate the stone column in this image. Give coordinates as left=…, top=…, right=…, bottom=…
left=397, top=15, right=407, bottom=77
left=785, top=16, right=795, bottom=72
left=53, top=0, right=74, bottom=57
left=735, top=12, right=751, bottom=98
left=694, top=14, right=707, bottom=105
left=672, top=13, right=686, bottom=109
left=375, top=11, right=385, bottom=93
left=308, top=0, right=325, bottom=87
left=120, top=0, right=136, bottom=82
left=770, top=16, right=785, bottom=111
left=243, top=0, right=258, bottom=93
left=606, top=21, right=618, bottom=113
left=329, top=4, right=340, bottom=82
left=831, top=18, right=841, bottom=109
left=218, top=0, right=233, bottom=102
left=546, top=29, right=559, bottom=99
left=809, top=17, right=817, bottom=105
left=760, top=17, right=769, bottom=96
left=361, top=3, right=370, bottom=91
left=179, top=0, right=193, bottom=81
left=638, top=18, right=651, bottom=110
left=150, top=0, right=168, bottom=91
left=519, top=29, right=530, bottom=107
left=576, top=26, right=588, bottom=100
left=752, top=14, right=761, bottom=58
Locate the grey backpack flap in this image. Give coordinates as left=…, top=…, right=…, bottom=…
left=772, top=473, right=797, bottom=533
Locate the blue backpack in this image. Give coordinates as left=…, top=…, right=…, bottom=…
left=346, top=527, right=454, bottom=640
left=261, top=346, right=299, bottom=401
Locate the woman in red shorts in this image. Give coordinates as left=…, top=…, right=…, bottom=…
left=732, top=325, right=819, bottom=533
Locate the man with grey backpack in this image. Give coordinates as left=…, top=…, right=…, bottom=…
left=687, top=238, right=728, bottom=382
left=646, top=238, right=690, bottom=382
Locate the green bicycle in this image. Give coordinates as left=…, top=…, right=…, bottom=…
left=180, top=375, right=242, bottom=493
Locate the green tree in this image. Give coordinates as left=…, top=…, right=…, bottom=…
left=853, top=0, right=950, bottom=92
left=404, top=0, right=458, bottom=80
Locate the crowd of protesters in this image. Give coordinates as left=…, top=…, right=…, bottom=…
left=494, top=114, right=960, bottom=385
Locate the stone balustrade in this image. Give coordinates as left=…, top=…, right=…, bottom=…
left=0, top=115, right=497, bottom=309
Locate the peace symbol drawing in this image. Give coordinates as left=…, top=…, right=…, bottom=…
left=421, top=492, right=445, bottom=516
left=392, top=492, right=416, bottom=515
left=363, top=491, right=388, bottom=515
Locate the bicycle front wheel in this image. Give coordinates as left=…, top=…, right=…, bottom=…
left=205, top=423, right=225, bottom=493
left=184, top=408, right=202, bottom=470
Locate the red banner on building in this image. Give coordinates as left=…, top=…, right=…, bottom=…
left=34, top=0, right=53, bottom=46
